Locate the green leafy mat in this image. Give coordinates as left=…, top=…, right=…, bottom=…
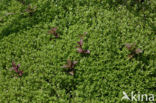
left=0, top=0, right=155, bottom=102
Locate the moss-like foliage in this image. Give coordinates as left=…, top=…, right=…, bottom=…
left=0, top=0, right=155, bottom=102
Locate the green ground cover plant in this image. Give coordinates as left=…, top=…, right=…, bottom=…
left=0, top=0, right=155, bottom=103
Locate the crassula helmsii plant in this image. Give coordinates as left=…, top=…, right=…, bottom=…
left=0, top=0, right=155, bottom=102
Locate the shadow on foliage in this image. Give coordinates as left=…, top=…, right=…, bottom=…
left=0, top=1, right=57, bottom=40
left=136, top=54, right=155, bottom=66
left=105, top=0, right=155, bottom=33
left=135, top=53, right=156, bottom=91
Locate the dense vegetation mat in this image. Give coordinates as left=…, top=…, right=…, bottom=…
left=0, top=0, right=155, bottom=102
